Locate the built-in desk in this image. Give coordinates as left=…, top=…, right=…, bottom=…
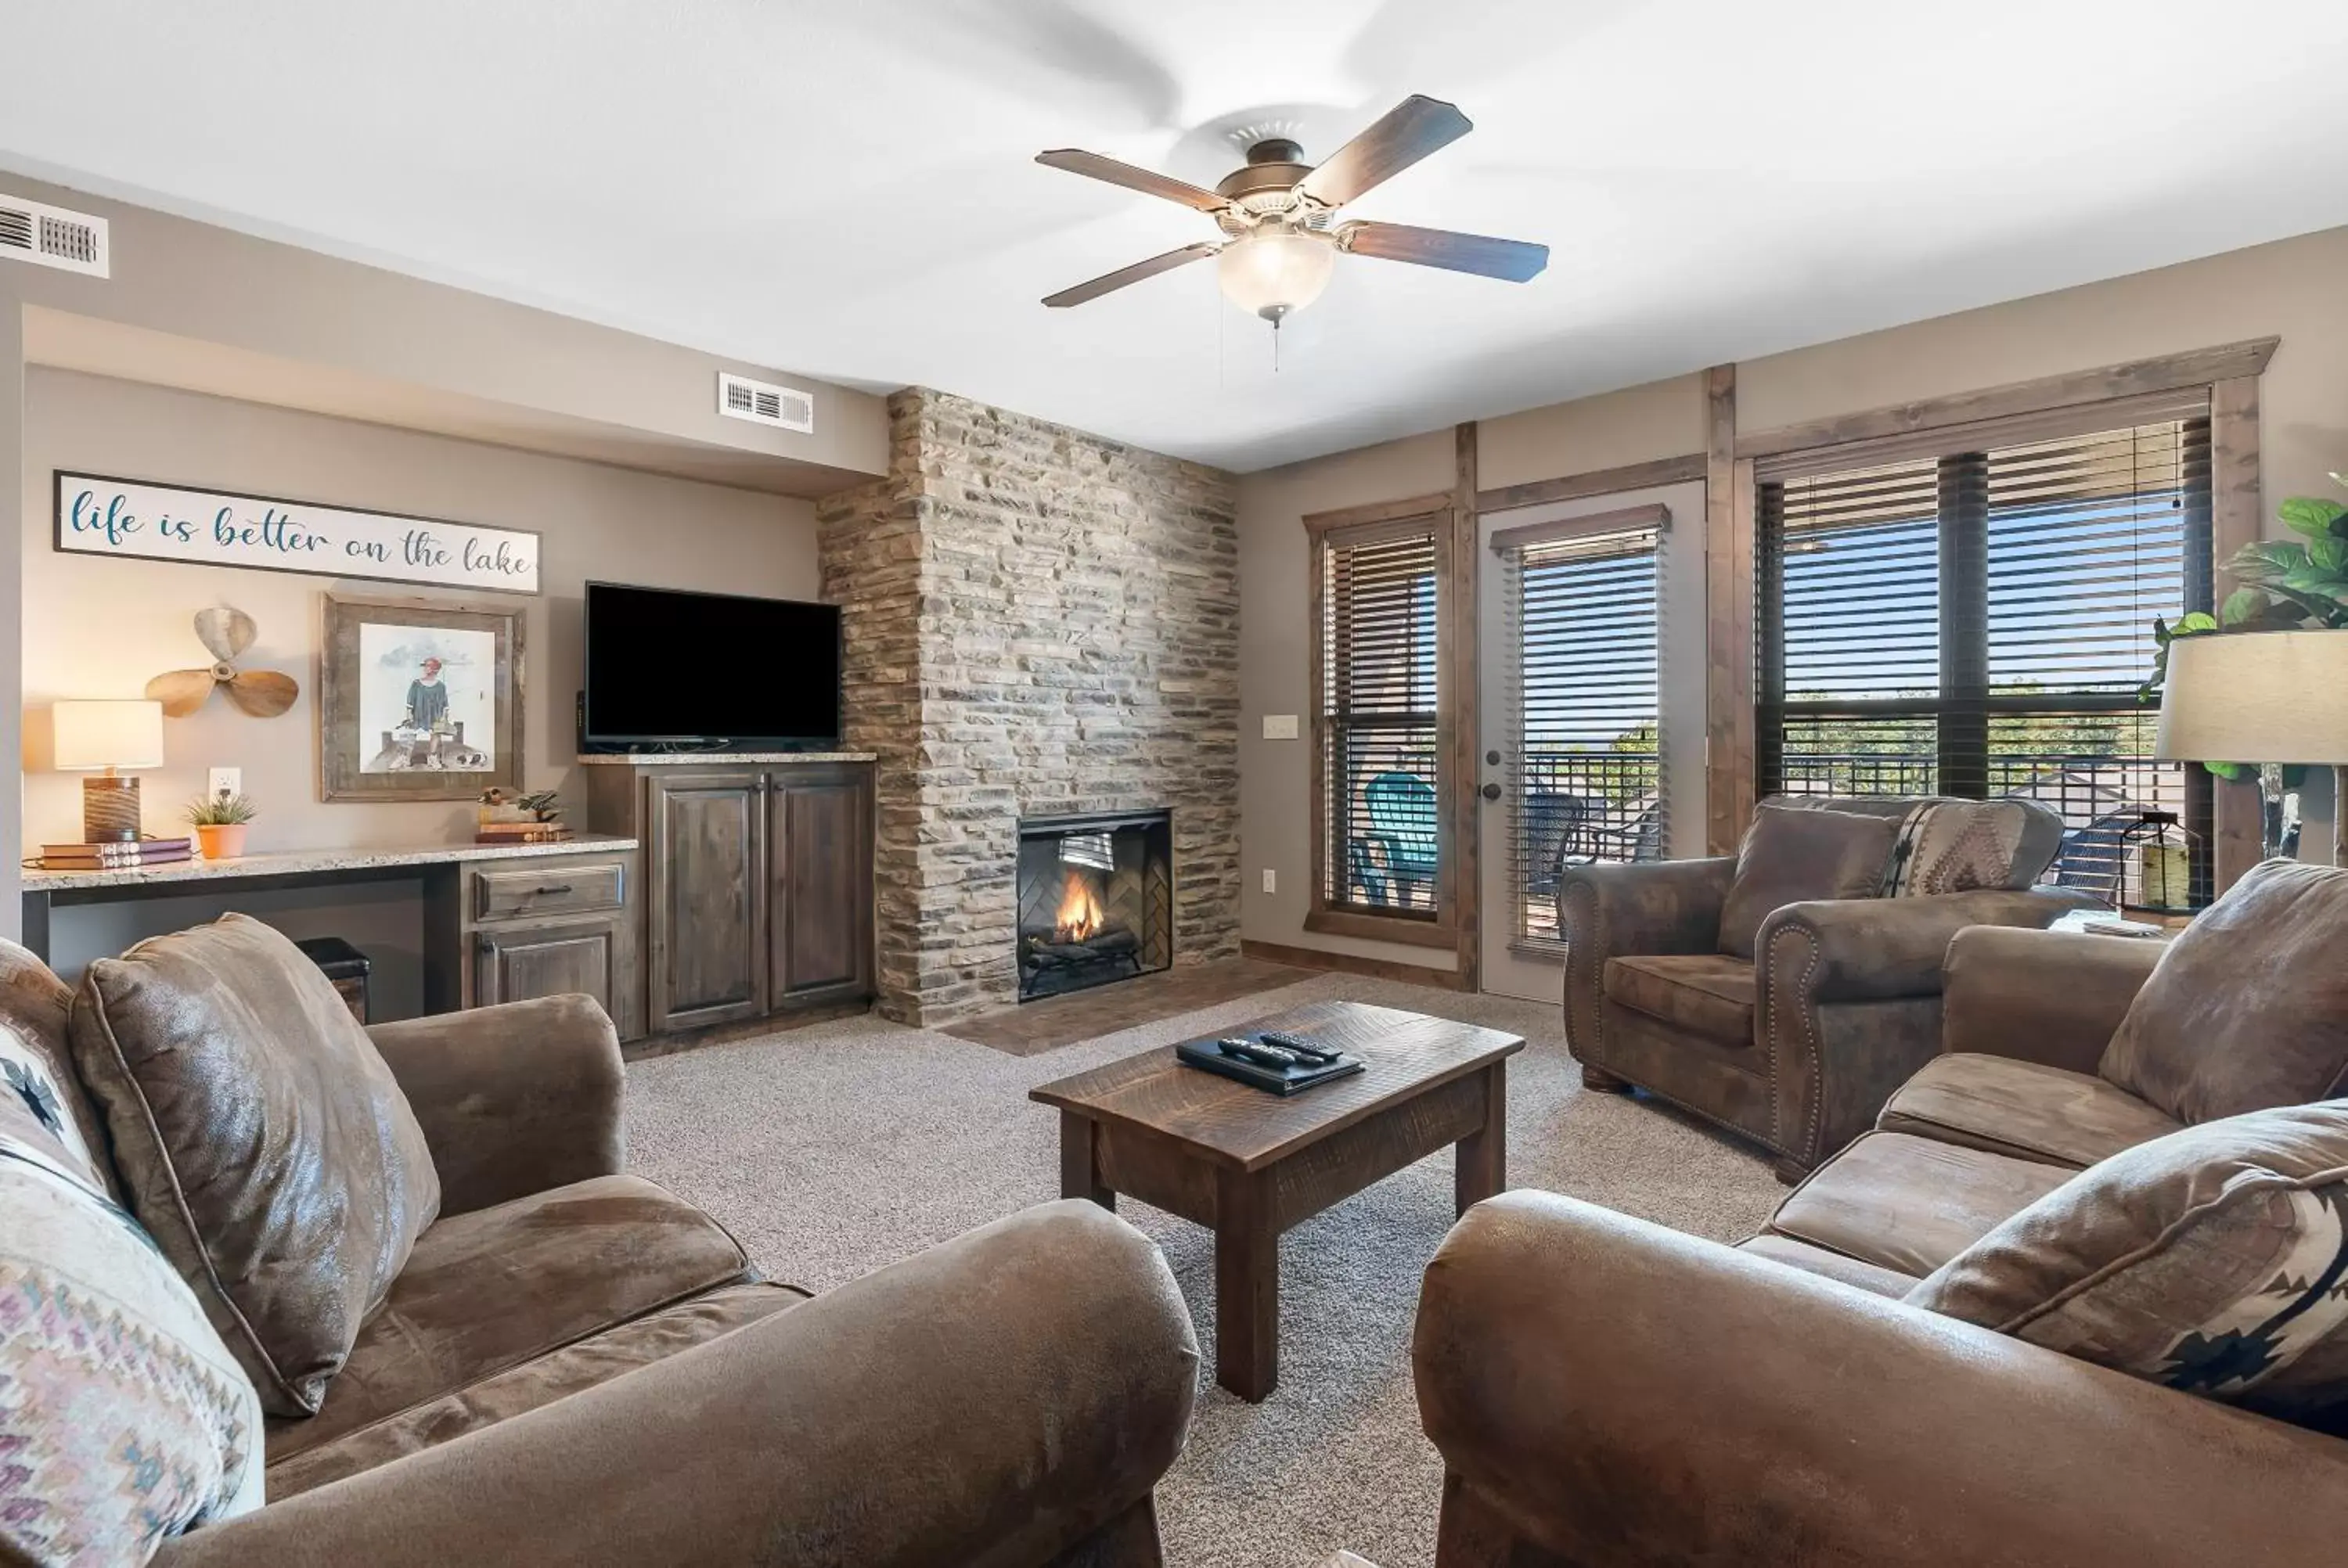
left=23, top=835, right=643, bottom=1035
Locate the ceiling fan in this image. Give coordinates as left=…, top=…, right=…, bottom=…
left=1037, top=94, right=1547, bottom=325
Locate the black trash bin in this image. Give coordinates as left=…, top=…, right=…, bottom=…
left=294, top=936, right=371, bottom=1024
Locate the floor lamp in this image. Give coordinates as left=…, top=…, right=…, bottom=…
left=2155, top=628, right=2348, bottom=866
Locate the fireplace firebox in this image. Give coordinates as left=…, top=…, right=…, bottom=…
left=1016, top=810, right=1173, bottom=1002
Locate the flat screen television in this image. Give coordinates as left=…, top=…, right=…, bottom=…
left=582, top=581, right=841, bottom=750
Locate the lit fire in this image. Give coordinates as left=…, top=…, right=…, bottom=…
left=1053, top=870, right=1105, bottom=943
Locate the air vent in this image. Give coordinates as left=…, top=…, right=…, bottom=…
left=0, top=192, right=109, bottom=278
left=716, top=372, right=814, bottom=433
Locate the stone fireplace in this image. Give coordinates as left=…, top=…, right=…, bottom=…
left=1017, top=811, right=1174, bottom=1001
left=816, top=388, right=1241, bottom=1026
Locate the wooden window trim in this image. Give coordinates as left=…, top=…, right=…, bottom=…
left=1305, top=502, right=1461, bottom=944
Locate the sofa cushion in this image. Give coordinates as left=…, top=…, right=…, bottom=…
left=1884, top=798, right=2060, bottom=897
left=69, top=912, right=442, bottom=1417
left=1880, top=1054, right=2183, bottom=1169
left=0, top=1088, right=264, bottom=1563
left=1766, top=1131, right=2073, bottom=1278
left=1718, top=804, right=1902, bottom=960
left=1736, top=1232, right=1920, bottom=1299
left=2098, top=859, right=2348, bottom=1124
left=1601, top=953, right=1756, bottom=1044
left=265, top=1173, right=754, bottom=1469
left=268, top=1278, right=803, bottom=1498
left=1908, top=1103, right=2348, bottom=1426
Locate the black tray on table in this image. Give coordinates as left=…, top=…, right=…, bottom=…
left=1173, top=1029, right=1365, bottom=1096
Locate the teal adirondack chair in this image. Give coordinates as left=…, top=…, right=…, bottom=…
left=1349, top=771, right=1440, bottom=908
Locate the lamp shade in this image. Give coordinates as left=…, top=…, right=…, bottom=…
left=51, top=699, right=165, bottom=771
left=1216, top=228, right=1336, bottom=322
left=2156, top=629, right=2348, bottom=764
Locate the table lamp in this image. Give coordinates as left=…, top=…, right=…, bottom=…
left=51, top=699, right=166, bottom=843
left=2155, top=628, right=2348, bottom=864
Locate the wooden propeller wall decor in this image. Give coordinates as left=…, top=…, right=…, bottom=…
left=1037, top=95, right=1547, bottom=322
left=145, top=607, right=299, bottom=718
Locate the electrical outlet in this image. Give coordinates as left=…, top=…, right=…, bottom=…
left=1261, top=869, right=1277, bottom=894
left=207, top=767, right=241, bottom=801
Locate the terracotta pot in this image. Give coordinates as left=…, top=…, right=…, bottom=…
left=195, top=824, right=248, bottom=860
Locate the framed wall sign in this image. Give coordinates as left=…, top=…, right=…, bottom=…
left=319, top=595, right=524, bottom=802
left=55, top=472, right=542, bottom=595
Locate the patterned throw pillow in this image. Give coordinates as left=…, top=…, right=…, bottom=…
left=1907, top=1102, right=2348, bottom=1426
left=0, top=1020, right=102, bottom=1187
left=0, top=1091, right=263, bottom=1565
left=1882, top=800, right=2031, bottom=897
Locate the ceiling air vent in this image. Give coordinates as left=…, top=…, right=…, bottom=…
left=716, top=372, right=814, bottom=434
left=0, top=192, right=110, bottom=278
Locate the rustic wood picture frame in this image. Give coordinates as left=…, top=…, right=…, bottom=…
left=319, top=594, right=524, bottom=802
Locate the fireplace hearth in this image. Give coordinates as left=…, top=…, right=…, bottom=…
left=1017, top=811, right=1173, bottom=1002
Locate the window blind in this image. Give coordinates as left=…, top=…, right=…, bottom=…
left=1319, top=520, right=1443, bottom=917
left=1497, top=517, right=1666, bottom=946
left=1757, top=402, right=2211, bottom=906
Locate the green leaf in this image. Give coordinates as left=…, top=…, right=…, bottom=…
left=2280, top=564, right=2348, bottom=596
left=2280, top=496, right=2348, bottom=539
left=2172, top=610, right=2219, bottom=635
left=2282, top=765, right=2310, bottom=789
left=2219, top=587, right=2270, bottom=625
left=2311, top=536, right=2348, bottom=573
left=2203, top=760, right=2253, bottom=782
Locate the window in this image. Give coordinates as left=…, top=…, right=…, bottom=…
left=1495, top=509, right=1668, bottom=947
left=1757, top=396, right=2213, bottom=905
left=1313, top=516, right=1447, bottom=924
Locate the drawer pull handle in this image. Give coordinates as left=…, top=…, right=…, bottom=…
left=533, top=883, right=575, bottom=896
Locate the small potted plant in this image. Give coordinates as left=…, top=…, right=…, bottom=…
left=185, top=789, right=256, bottom=860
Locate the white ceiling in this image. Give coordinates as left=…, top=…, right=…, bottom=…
left=4, top=1, right=2346, bottom=473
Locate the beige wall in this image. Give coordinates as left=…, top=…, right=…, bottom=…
left=21, top=369, right=819, bottom=854
left=1239, top=224, right=2348, bottom=972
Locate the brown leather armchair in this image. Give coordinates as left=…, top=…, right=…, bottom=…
left=1561, top=794, right=2093, bottom=1178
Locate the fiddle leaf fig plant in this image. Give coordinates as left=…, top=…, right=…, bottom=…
left=2142, top=473, right=2348, bottom=782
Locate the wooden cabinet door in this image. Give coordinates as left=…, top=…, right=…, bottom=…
left=647, top=770, right=768, bottom=1031
left=768, top=766, right=874, bottom=1009
left=474, top=920, right=619, bottom=1013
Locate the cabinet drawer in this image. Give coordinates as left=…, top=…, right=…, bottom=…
left=471, top=857, right=627, bottom=922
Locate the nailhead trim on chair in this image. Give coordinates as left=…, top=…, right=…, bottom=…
left=1763, top=918, right=1826, bottom=1164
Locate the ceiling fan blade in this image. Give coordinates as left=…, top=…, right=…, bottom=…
left=144, top=669, right=218, bottom=719
left=1336, top=220, right=1548, bottom=282
left=1035, top=149, right=1229, bottom=213
left=193, top=606, right=257, bottom=663
left=1043, top=243, right=1221, bottom=308
left=223, top=669, right=300, bottom=718
left=1297, top=95, right=1474, bottom=208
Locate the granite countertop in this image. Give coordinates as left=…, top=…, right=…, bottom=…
left=23, top=833, right=640, bottom=892
left=574, top=752, right=877, bottom=764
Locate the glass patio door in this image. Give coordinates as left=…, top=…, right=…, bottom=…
left=1477, top=480, right=1705, bottom=1002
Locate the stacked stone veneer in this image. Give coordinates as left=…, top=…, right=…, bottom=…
left=817, top=388, right=1240, bottom=1025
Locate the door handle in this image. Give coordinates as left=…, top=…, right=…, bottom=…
left=1481, top=782, right=1504, bottom=801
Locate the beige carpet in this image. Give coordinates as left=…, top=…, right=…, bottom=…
left=625, top=973, right=1781, bottom=1568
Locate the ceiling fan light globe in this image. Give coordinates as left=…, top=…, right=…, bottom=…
left=1216, top=229, right=1334, bottom=323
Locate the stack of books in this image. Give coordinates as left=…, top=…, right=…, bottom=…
left=39, top=836, right=196, bottom=871
left=474, top=821, right=575, bottom=846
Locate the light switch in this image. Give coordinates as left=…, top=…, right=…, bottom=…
left=1262, top=714, right=1299, bottom=740
left=1261, top=869, right=1277, bottom=894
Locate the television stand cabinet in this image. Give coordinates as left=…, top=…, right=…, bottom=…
left=581, top=753, right=877, bottom=1036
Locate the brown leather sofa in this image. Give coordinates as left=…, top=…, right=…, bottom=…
left=1560, top=793, right=2091, bottom=1178
left=1414, top=921, right=2348, bottom=1566
left=1, top=937, right=1198, bottom=1566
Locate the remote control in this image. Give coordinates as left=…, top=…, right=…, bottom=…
left=1219, top=1038, right=1302, bottom=1070
left=1258, top=1030, right=1336, bottom=1062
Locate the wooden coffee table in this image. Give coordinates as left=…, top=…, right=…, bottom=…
left=1030, top=999, right=1525, bottom=1401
